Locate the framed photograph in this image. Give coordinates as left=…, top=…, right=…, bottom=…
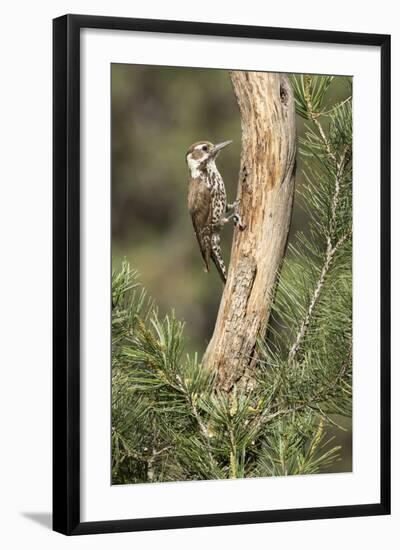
left=53, top=14, right=390, bottom=535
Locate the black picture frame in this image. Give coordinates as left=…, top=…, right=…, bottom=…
left=53, top=14, right=391, bottom=536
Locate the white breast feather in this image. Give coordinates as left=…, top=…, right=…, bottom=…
left=187, top=156, right=202, bottom=178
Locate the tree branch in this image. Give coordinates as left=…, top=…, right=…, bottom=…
left=203, top=72, right=297, bottom=392
left=287, top=101, right=350, bottom=363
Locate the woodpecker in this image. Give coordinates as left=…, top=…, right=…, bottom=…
left=186, top=140, right=245, bottom=284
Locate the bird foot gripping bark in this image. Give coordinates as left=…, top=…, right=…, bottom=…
left=233, top=213, right=246, bottom=231
left=230, top=199, right=246, bottom=231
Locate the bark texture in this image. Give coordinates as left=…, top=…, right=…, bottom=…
left=203, top=71, right=297, bottom=392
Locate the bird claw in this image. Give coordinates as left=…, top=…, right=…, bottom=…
left=224, top=199, right=246, bottom=230
left=232, top=199, right=246, bottom=230
left=233, top=214, right=246, bottom=231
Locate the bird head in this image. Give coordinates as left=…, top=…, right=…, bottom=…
left=186, top=140, right=232, bottom=177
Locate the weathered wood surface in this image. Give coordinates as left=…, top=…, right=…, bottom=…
left=203, top=71, right=297, bottom=392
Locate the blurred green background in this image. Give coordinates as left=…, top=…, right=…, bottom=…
left=111, top=64, right=351, bottom=472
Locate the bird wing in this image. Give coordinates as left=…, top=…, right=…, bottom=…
left=188, top=180, right=212, bottom=272
left=210, top=235, right=227, bottom=284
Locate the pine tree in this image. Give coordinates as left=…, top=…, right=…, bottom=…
left=112, top=74, right=352, bottom=484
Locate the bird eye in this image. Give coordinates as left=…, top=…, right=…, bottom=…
left=202, top=145, right=208, bottom=152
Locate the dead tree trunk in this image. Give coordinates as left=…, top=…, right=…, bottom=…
left=203, top=71, right=297, bottom=392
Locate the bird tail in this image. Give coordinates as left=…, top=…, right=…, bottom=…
left=211, top=233, right=227, bottom=284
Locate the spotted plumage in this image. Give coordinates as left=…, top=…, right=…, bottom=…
left=186, top=140, right=244, bottom=284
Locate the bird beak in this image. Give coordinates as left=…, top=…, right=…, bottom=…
left=210, top=140, right=233, bottom=157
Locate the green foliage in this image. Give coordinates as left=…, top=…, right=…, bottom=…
left=291, top=75, right=334, bottom=119
left=255, top=416, right=341, bottom=477
left=112, top=74, right=353, bottom=484
left=264, top=74, right=353, bottom=426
